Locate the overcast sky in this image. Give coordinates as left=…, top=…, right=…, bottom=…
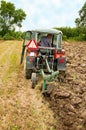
left=6, top=0, right=86, bottom=31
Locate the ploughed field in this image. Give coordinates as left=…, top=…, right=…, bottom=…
left=0, top=40, right=86, bottom=130
left=47, top=41, right=86, bottom=130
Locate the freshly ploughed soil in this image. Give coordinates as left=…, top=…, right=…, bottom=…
left=45, top=41, right=86, bottom=130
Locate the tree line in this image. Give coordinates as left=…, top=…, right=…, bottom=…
left=59, top=2, right=86, bottom=41
left=56, top=27, right=86, bottom=41
left=0, top=0, right=86, bottom=41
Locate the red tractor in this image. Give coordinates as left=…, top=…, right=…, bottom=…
left=20, top=29, right=66, bottom=94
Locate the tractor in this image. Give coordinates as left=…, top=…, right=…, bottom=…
left=20, top=29, right=66, bottom=94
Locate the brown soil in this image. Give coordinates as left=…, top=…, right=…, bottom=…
left=45, top=41, right=86, bottom=130
left=0, top=40, right=86, bottom=130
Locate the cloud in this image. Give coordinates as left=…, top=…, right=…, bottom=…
left=6, top=0, right=86, bottom=31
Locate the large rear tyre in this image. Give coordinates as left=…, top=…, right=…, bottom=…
left=24, top=59, right=32, bottom=79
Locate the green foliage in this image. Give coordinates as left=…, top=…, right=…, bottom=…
left=62, top=35, right=67, bottom=41
left=0, top=35, right=3, bottom=40
left=55, top=27, right=86, bottom=41
left=1, top=31, right=23, bottom=40
left=75, top=2, right=86, bottom=27
left=11, top=125, right=19, bottom=130
left=10, top=31, right=23, bottom=40
left=3, top=33, right=15, bottom=40
left=0, top=27, right=86, bottom=41
left=54, top=2, right=86, bottom=41
left=0, top=0, right=26, bottom=36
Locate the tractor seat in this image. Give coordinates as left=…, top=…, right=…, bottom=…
left=38, top=46, right=55, bottom=55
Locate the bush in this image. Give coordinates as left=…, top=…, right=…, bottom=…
left=75, top=34, right=86, bottom=41
left=2, top=31, right=23, bottom=40
left=0, top=35, right=3, bottom=40
left=9, top=31, right=23, bottom=40
left=62, top=35, right=67, bottom=41
left=55, top=27, right=86, bottom=41
left=3, top=33, right=15, bottom=40
left=15, top=32, right=23, bottom=40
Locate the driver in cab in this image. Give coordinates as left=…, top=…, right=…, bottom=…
left=38, top=34, right=52, bottom=47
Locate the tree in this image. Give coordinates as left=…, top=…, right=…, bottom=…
left=75, top=2, right=86, bottom=27
left=0, top=0, right=26, bottom=36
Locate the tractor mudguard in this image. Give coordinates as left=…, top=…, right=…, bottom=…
left=57, top=57, right=66, bottom=71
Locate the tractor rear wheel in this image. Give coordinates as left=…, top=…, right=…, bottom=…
left=24, top=59, right=32, bottom=79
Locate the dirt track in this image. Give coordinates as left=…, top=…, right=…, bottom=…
left=0, top=40, right=55, bottom=130
left=0, top=40, right=86, bottom=130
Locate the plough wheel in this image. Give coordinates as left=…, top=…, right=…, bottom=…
left=31, top=73, right=37, bottom=88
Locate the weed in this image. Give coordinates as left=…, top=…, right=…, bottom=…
left=11, top=125, right=19, bottom=130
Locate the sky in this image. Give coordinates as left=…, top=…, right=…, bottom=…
left=6, top=0, right=86, bottom=31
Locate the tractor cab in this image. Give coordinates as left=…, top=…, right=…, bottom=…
left=20, top=29, right=66, bottom=93
left=22, top=29, right=62, bottom=51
